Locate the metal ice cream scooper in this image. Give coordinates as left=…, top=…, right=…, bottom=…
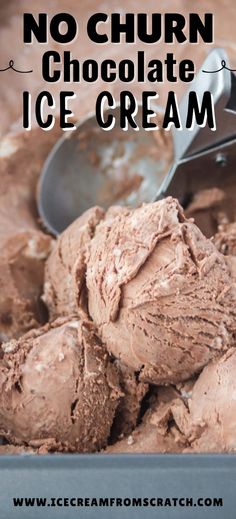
left=38, top=48, right=236, bottom=235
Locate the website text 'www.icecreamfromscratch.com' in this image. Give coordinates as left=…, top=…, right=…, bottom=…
left=12, top=495, right=223, bottom=509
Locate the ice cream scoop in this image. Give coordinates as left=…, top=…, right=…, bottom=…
left=38, top=105, right=173, bottom=235
left=185, top=348, right=236, bottom=452
left=44, top=196, right=236, bottom=385
left=0, top=319, right=121, bottom=452
left=85, top=197, right=236, bottom=384
left=161, top=349, right=236, bottom=453
left=148, top=351, right=236, bottom=453
left=38, top=49, right=236, bottom=235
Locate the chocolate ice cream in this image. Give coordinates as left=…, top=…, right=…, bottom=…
left=143, top=352, right=236, bottom=453
left=184, top=349, right=236, bottom=452
left=186, top=187, right=236, bottom=239
left=0, top=230, right=52, bottom=342
left=106, top=387, right=187, bottom=453
left=84, top=197, right=236, bottom=384
left=106, top=419, right=184, bottom=454
left=111, top=362, right=148, bottom=440
left=213, top=223, right=236, bottom=256
left=110, top=346, right=236, bottom=452
left=1, top=0, right=236, bottom=457
left=44, top=207, right=104, bottom=320
left=0, top=444, right=36, bottom=455
left=0, top=128, right=60, bottom=339
left=0, top=319, right=121, bottom=452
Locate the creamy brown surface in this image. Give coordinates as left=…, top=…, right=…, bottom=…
left=106, top=419, right=184, bottom=454
left=0, top=230, right=52, bottom=341
left=110, top=362, right=148, bottom=440
left=45, top=197, right=236, bottom=386
left=184, top=349, right=236, bottom=452
left=84, top=198, right=236, bottom=384
left=151, top=350, right=236, bottom=453
left=44, top=206, right=105, bottom=320
left=0, top=129, right=59, bottom=239
left=0, top=319, right=121, bottom=452
left=186, top=187, right=236, bottom=239
left=106, top=387, right=187, bottom=453
left=0, top=129, right=62, bottom=340
left=213, top=223, right=236, bottom=256
left=0, top=444, right=37, bottom=455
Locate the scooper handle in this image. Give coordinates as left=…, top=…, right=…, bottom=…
left=172, top=48, right=236, bottom=161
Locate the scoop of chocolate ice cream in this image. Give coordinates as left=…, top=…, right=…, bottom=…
left=185, top=349, right=236, bottom=452
left=0, top=319, right=121, bottom=452
left=44, top=207, right=104, bottom=320
left=84, top=197, right=236, bottom=384
left=149, top=354, right=236, bottom=453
